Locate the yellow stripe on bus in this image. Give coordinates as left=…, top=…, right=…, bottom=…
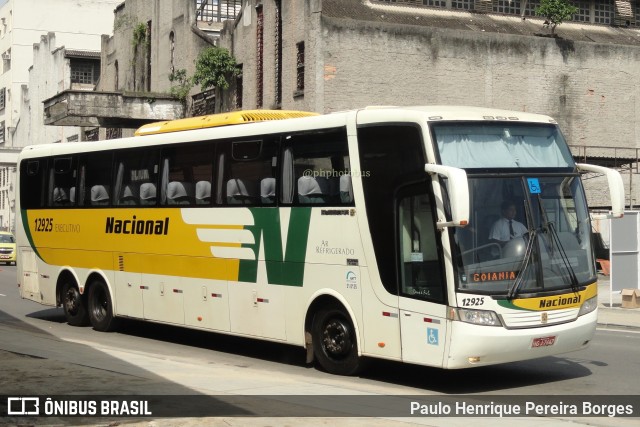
left=506, top=283, right=597, bottom=311
left=135, top=110, right=319, bottom=136
left=27, top=209, right=245, bottom=281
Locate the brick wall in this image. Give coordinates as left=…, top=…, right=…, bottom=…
left=223, top=1, right=640, bottom=207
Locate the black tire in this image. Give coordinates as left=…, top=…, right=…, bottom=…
left=311, top=306, right=363, bottom=376
left=87, top=279, right=119, bottom=332
left=61, top=280, right=89, bottom=326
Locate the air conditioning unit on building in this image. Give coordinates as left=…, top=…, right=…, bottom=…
left=1, top=53, right=10, bottom=60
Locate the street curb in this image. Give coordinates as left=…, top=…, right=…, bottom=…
left=596, top=323, right=640, bottom=331
left=596, top=306, right=640, bottom=330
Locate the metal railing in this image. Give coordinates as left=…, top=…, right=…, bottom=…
left=196, top=0, right=242, bottom=23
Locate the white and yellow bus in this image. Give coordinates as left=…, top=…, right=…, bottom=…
left=16, top=106, right=624, bottom=375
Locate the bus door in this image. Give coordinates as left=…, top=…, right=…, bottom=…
left=397, top=185, right=448, bottom=367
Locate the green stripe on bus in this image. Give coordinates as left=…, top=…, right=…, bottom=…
left=20, top=210, right=42, bottom=260
left=238, top=207, right=312, bottom=286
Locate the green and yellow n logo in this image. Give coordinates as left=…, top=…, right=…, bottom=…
left=238, top=207, right=312, bottom=286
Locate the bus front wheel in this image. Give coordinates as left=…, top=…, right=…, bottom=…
left=61, top=281, right=89, bottom=326
left=87, top=279, right=119, bottom=332
left=311, top=306, right=362, bottom=376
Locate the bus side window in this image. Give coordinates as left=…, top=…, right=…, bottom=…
left=50, top=157, right=77, bottom=208
left=160, top=142, right=214, bottom=207
left=114, top=148, right=159, bottom=207
left=20, top=159, right=47, bottom=209
left=78, top=152, right=113, bottom=207
left=220, top=138, right=278, bottom=206
left=283, top=127, right=350, bottom=206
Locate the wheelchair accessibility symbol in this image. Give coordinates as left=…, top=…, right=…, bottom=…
left=527, top=178, right=541, bottom=194
left=427, top=327, right=439, bottom=345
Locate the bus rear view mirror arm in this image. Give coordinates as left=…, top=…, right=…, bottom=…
left=576, top=163, right=625, bottom=219
left=425, top=164, right=470, bottom=228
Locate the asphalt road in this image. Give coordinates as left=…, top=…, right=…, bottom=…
left=0, top=264, right=639, bottom=426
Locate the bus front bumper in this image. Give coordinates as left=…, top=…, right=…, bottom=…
left=444, top=309, right=597, bottom=369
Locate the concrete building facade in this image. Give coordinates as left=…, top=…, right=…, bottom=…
left=43, top=0, right=242, bottom=140
left=91, top=0, right=230, bottom=138
left=0, top=0, right=120, bottom=232
left=219, top=0, right=640, bottom=208
left=15, top=33, right=101, bottom=156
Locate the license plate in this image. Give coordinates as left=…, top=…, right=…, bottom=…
left=532, top=336, right=556, bottom=348
left=0, top=255, right=9, bottom=259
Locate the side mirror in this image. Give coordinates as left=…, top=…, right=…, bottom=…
left=577, top=163, right=624, bottom=219
left=425, top=164, right=469, bottom=228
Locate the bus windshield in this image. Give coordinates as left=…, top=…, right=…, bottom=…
left=434, top=122, right=575, bottom=169
left=452, top=175, right=594, bottom=296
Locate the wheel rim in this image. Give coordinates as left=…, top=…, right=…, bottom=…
left=64, top=286, right=80, bottom=315
left=321, top=318, right=352, bottom=359
left=91, top=286, right=108, bottom=322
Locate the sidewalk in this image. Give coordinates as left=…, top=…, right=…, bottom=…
left=597, top=273, right=640, bottom=329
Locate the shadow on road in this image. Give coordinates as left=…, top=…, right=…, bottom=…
left=1, top=307, right=338, bottom=424
left=22, top=304, right=599, bottom=396
left=361, top=355, right=595, bottom=394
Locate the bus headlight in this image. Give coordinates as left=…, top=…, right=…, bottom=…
left=456, top=308, right=502, bottom=326
left=578, top=295, right=597, bottom=316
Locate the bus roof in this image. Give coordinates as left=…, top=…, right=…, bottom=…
left=355, top=105, right=557, bottom=125
left=135, top=110, right=319, bottom=136
left=17, top=106, right=560, bottom=162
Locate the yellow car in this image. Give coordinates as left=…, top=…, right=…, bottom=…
left=0, top=231, right=16, bottom=265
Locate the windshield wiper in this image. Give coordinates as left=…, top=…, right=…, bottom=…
left=534, top=194, right=580, bottom=293
left=546, top=222, right=580, bottom=293
left=506, top=228, right=537, bottom=300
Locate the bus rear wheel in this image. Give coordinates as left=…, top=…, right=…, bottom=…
left=311, top=306, right=362, bottom=376
left=87, top=279, right=119, bottom=332
left=61, top=281, right=89, bottom=326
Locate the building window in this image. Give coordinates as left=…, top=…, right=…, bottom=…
left=0, top=87, right=5, bottom=110
left=70, top=59, right=100, bottom=85
left=0, top=121, right=4, bottom=144
left=372, top=0, right=620, bottom=26
left=295, top=42, right=305, bottom=96
left=495, top=0, right=520, bottom=14
left=256, top=6, right=264, bottom=108
left=67, top=134, right=79, bottom=142
left=451, top=0, right=473, bottom=10
left=2, top=49, right=10, bottom=72
left=425, top=0, right=446, bottom=7
left=573, top=0, right=591, bottom=22
left=196, top=0, right=241, bottom=23
left=275, top=0, right=282, bottom=108
left=106, top=128, right=122, bottom=140
left=169, top=31, right=175, bottom=75
left=235, top=64, right=243, bottom=110
left=114, top=60, right=119, bottom=91
left=146, top=20, right=152, bottom=92
left=594, top=0, right=613, bottom=24
left=85, top=128, right=99, bottom=141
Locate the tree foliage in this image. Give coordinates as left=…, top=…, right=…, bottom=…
left=535, top=0, right=579, bottom=34
left=192, top=47, right=239, bottom=91
left=168, top=69, right=193, bottom=103
left=132, top=23, right=148, bottom=48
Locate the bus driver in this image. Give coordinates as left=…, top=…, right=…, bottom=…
left=489, top=200, right=528, bottom=245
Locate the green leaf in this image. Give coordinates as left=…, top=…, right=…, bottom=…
left=535, top=0, right=579, bottom=34
left=192, top=47, right=239, bottom=91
